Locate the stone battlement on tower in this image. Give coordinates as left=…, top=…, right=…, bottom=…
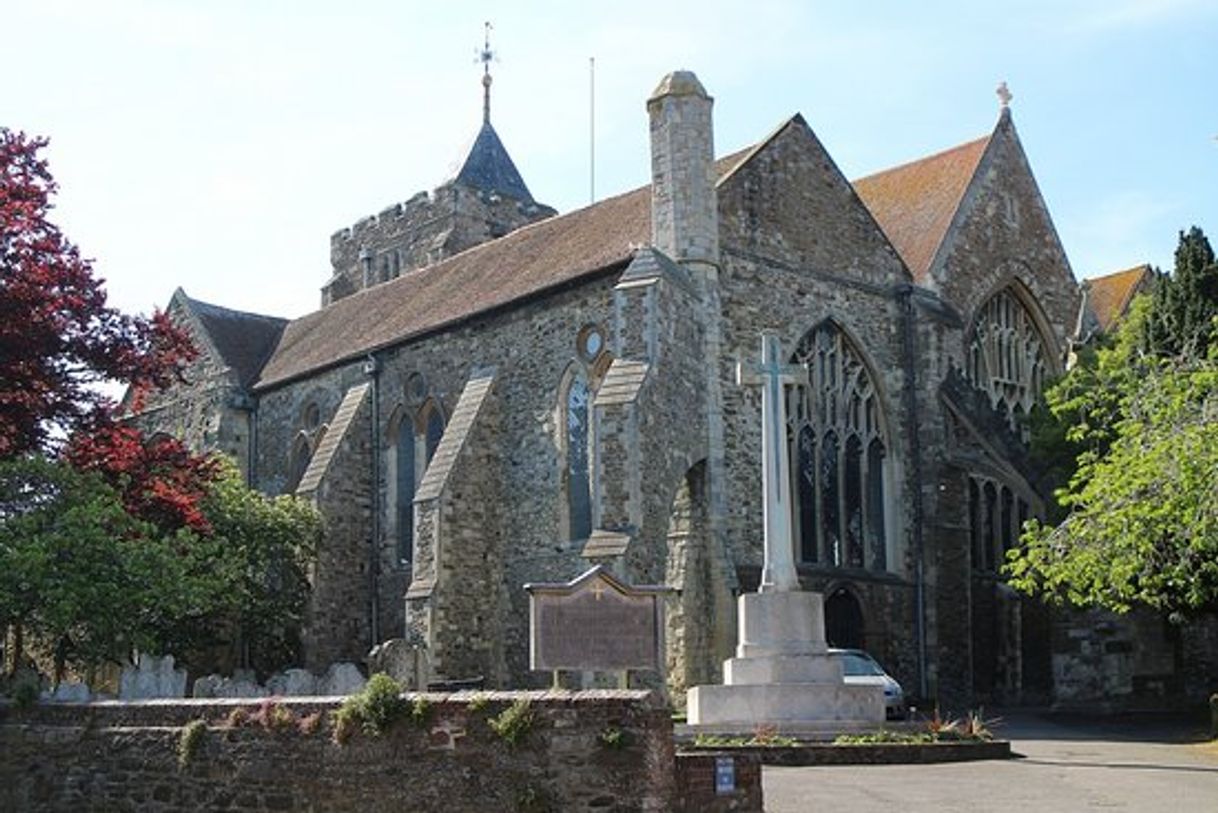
left=323, top=182, right=554, bottom=307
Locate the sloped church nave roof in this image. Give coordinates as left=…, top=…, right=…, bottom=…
left=250, top=116, right=1002, bottom=391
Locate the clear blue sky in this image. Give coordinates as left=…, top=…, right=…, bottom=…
left=7, top=0, right=1216, bottom=320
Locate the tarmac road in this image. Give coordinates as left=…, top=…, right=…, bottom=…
left=762, top=711, right=1218, bottom=812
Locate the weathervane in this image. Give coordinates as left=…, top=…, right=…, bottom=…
left=478, top=21, right=495, bottom=123
left=996, top=80, right=1013, bottom=109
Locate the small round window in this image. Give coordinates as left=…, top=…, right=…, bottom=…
left=577, top=325, right=604, bottom=362
left=404, top=372, right=428, bottom=405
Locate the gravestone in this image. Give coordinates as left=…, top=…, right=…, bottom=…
left=46, top=681, right=90, bottom=703
left=525, top=566, right=669, bottom=679
left=686, top=333, right=883, bottom=731
left=266, top=668, right=317, bottom=696
left=368, top=638, right=431, bottom=690
left=119, top=653, right=187, bottom=700
left=192, top=673, right=269, bottom=699
left=317, top=662, right=366, bottom=696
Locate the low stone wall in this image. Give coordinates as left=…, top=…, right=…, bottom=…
left=0, top=690, right=677, bottom=812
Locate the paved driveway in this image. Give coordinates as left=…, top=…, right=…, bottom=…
left=763, top=711, right=1218, bottom=812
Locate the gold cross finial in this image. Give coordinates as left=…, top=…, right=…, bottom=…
left=591, top=580, right=606, bottom=601
left=996, top=81, right=1013, bottom=109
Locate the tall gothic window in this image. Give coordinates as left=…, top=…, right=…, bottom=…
left=967, top=287, right=1050, bottom=438
left=969, top=474, right=1032, bottom=573
left=390, top=400, right=445, bottom=568
left=394, top=416, right=416, bottom=566
left=564, top=371, right=592, bottom=540
left=788, top=322, right=889, bottom=571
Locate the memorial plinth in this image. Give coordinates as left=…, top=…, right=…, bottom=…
left=686, top=590, right=883, bottom=729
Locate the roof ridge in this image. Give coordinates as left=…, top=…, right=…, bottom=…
left=179, top=290, right=288, bottom=325
left=853, top=132, right=991, bottom=185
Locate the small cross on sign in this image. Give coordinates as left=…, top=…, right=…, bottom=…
left=591, top=581, right=607, bottom=601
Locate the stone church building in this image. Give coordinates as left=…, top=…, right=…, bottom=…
left=135, top=69, right=1094, bottom=708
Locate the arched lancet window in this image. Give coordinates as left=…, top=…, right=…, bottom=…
left=387, top=398, right=445, bottom=569
left=390, top=409, right=417, bottom=567
left=287, top=432, right=312, bottom=493
left=967, top=287, right=1051, bottom=439
left=788, top=322, right=890, bottom=571
left=969, top=474, right=1034, bottom=573
left=423, top=403, right=444, bottom=464
left=563, top=370, right=592, bottom=541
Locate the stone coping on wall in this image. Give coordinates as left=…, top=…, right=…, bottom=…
left=0, top=688, right=662, bottom=727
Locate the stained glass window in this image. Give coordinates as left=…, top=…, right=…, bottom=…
left=788, top=323, right=889, bottom=571
left=566, top=373, right=592, bottom=540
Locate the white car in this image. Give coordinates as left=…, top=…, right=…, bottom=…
left=830, top=648, right=907, bottom=720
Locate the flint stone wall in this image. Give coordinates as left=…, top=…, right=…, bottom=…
left=0, top=690, right=678, bottom=813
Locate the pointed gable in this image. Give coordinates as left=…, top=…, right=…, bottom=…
left=173, top=290, right=287, bottom=388
left=716, top=115, right=910, bottom=287
left=852, top=134, right=990, bottom=282
left=452, top=120, right=536, bottom=204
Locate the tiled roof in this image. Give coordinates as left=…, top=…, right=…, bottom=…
left=852, top=134, right=990, bottom=281
left=179, top=292, right=287, bottom=389
left=1086, top=264, right=1153, bottom=332
left=256, top=148, right=753, bottom=391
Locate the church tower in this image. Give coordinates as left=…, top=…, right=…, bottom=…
left=323, top=27, right=555, bottom=307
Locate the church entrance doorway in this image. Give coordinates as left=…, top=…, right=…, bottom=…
left=825, top=588, right=865, bottom=649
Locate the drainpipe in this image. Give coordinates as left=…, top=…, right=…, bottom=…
left=898, top=286, right=929, bottom=700
left=364, top=353, right=382, bottom=647
left=248, top=398, right=259, bottom=490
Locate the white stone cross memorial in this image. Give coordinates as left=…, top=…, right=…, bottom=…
left=685, top=331, right=884, bottom=731
left=736, top=332, right=803, bottom=593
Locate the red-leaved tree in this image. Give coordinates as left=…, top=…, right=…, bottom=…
left=0, top=128, right=195, bottom=458
left=66, top=425, right=219, bottom=533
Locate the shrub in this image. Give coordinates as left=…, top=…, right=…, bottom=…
left=178, top=720, right=207, bottom=768
left=488, top=698, right=534, bottom=747
left=410, top=695, right=433, bottom=728
left=331, top=673, right=408, bottom=743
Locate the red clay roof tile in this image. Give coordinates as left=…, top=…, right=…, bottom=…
left=1086, top=264, right=1153, bottom=332
left=852, top=135, right=990, bottom=282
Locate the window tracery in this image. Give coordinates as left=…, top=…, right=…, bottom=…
left=967, top=288, right=1049, bottom=436
left=787, top=323, right=888, bottom=571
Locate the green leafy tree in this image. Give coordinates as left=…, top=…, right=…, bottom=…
left=1010, top=227, right=1218, bottom=617
left=0, top=458, right=198, bottom=679
left=199, top=458, right=320, bottom=675
left=0, top=456, right=319, bottom=681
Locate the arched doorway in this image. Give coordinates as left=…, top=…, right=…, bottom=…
left=824, top=587, right=865, bottom=649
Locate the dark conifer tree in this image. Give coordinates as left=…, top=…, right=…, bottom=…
left=1146, top=226, right=1218, bottom=358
